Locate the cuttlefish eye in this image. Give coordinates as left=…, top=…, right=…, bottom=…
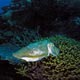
left=48, top=43, right=55, bottom=47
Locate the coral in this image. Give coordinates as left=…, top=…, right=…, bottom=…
left=1, top=0, right=80, bottom=40
left=10, top=27, right=41, bottom=47
left=0, top=0, right=80, bottom=79
left=15, top=64, right=28, bottom=76
left=15, top=35, right=80, bottom=80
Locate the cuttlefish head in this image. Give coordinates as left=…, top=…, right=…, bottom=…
left=47, top=43, right=60, bottom=56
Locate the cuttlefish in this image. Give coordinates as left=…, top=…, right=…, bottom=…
left=13, top=40, right=60, bottom=62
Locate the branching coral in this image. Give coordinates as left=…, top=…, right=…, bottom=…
left=15, top=35, right=80, bottom=80
left=15, top=64, right=28, bottom=76
left=10, top=27, right=41, bottom=47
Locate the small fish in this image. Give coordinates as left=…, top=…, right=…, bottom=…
left=13, top=40, right=60, bottom=62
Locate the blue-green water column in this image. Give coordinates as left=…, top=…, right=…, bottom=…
left=27, top=0, right=32, bottom=3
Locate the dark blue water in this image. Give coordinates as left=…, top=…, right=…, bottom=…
left=0, top=43, right=21, bottom=63
left=0, top=0, right=11, bottom=13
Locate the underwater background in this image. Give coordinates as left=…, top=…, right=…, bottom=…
left=0, top=0, right=80, bottom=80
left=0, top=0, right=11, bottom=13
